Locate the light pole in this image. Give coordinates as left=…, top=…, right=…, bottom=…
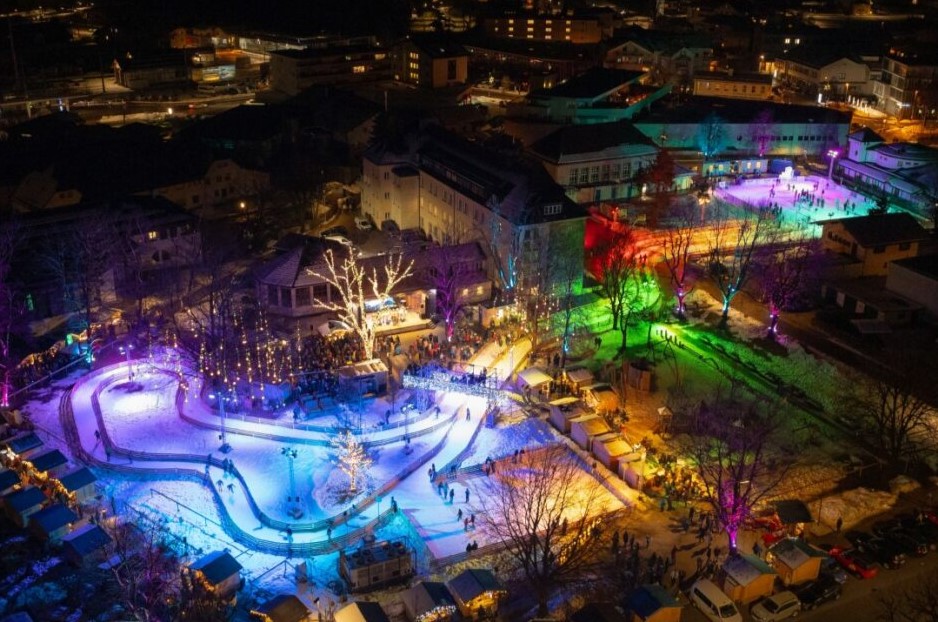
left=210, top=389, right=233, bottom=453
left=281, top=447, right=299, bottom=516
left=827, top=149, right=839, bottom=180
left=119, top=344, right=134, bottom=380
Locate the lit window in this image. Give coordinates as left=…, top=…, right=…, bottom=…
left=353, top=65, right=366, bottom=73
left=527, top=19, right=534, bottom=24
left=147, top=231, right=158, bottom=240
left=784, top=38, right=791, bottom=44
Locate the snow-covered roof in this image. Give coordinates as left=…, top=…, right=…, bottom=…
left=189, top=550, right=242, bottom=584
left=593, top=433, right=631, bottom=457
left=572, top=415, right=612, bottom=437
left=723, top=553, right=776, bottom=586
left=770, top=538, right=822, bottom=569
left=565, top=368, right=594, bottom=384
left=517, top=367, right=552, bottom=388
left=252, top=594, right=311, bottom=622
left=334, top=601, right=390, bottom=622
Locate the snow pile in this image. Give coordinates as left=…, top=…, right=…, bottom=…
left=818, top=487, right=897, bottom=530
left=889, top=475, right=921, bottom=496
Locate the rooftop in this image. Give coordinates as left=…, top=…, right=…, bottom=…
left=723, top=553, right=777, bottom=585
left=334, top=601, right=390, bottom=622
left=0, top=469, right=20, bottom=491
left=189, top=550, right=243, bottom=584
left=57, top=467, right=97, bottom=493
left=62, top=524, right=112, bottom=557
left=529, top=120, right=656, bottom=162
left=447, top=568, right=505, bottom=602
left=891, top=254, right=938, bottom=280
left=29, top=503, right=77, bottom=535
left=826, top=212, right=928, bottom=247
left=2, top=432, right=43, bottom=455
left=3, top=486, right=46, bottom=512
left=634, top=96, right=851, bottom=125
left=628, top=584, right=681, bottom=618
left=28, top=449, right=67, bottom=473
left=253, top=594, right=311, bottom=622
left=539, top=67, right=646, bottom=99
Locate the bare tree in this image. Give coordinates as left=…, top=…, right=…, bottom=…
left=848, top=349, right=935, bottom=463
left=879, top=572, right=938, bottom=622
left=755, top=231, right=819, bottom=338
left=107, top=520, right=182, bottom=622
left=472, top=445, right=612, bottom=617
left=637, top=149, right=676, bottom=228
left=589, top=227, right=646, bottom=352
left=0, top=222, right=26, bottom=406
left=686, top=395, right=789, bottom=553
left=660, top=200, right=698, bottom=320
left=307, top=249, right=413, bottom=360
left=428, top=246, right=474, bottom=342
left=706, top=204, right=772, bottom=328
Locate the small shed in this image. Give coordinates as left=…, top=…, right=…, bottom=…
left=548, top=398, right=587, bottom=433
left=0, top=432, right=44, bottom=462
left=583, top=383, right=620, bottom=414
left=187, top=550, right=243, bottom=601
left=773, top=500, right=814, bottom=538
left=570, top=415, right=612, bottom=451
left=29, top=503, right=77, bottom=543
left=446, top=568, right=507, bottom=620
left=61, top=524, right=112, bottom=566
left=334, top=601, right=390, bottom=622
left=517, top=368, right=552, bottom=391
left=564, top=367, right=594, bottom=394
left=768, top=538, right=824, bottom=586
left=720, top=553, right=778, bottom=604
left=336, top=359, right=389, bottom=397
left=571, top=602, right=627, bottom=622
left=627, top=584, right=682, bottom=622
left=26, top=449, right=69, bottom=479
left=3, top=485, right=46, bottom=527
left=250, top=594, right=311, bottom=622
left=56, top=467, right=98, bottom=503
left=402, top=581, right=457, bottom=622
left=0, top=468, right=21, bottom=495
left=592, top=433, right=633, bottom=472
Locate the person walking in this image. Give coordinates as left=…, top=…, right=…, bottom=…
left=465, top=488, right=470, bottom=503
left=465, top=408, right=471, bottom=421
left=457, top=508, right=463, bottom=521
left=449, top=488, right=455, bottom=503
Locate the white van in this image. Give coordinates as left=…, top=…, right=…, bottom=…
left=689, top=579, right=743, bottom=622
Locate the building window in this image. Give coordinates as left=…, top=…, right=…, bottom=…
left=295, top=287, right=311, bottom=307
left=280, top=288, right=293, bottom=308
left=568, top=168, right=578, bottom=185
left=147, top=231, right=158, bottom=240
left=312, top=284, right=327, bottom=300
left=268, top=285, right=278, bottom=305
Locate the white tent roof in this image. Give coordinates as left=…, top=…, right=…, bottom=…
left=517, top=368, right=552, bottom=388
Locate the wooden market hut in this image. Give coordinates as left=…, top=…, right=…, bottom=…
left=617, top=449, right=647, bottom=490
left=186, top=550, right=243, bottom=602
left=61, top=524, right=113, bottom=566
left=719, top=554, right=778, bottom=604
left=0, top=432, right=43, bottom=464
left=334, top=601, right=390, bottom=622
left=55, top=467, right=97, bottom=504
left=3, top=485, right=46, bottom=527
left=564, top=367, right=594, bottom=394
left=517, top=368, right=552, bottom=396
left=548, top=397, right=588, bottom=433
left=768, top=538, right=824, bottom=586
left=570, top=415, right=611, bottom=451
left=626, top=584, right=683, bottom=622
left=402, top=581, right=457, bottom=622
left=446, top=568, right=506, bottom=620
left=582, top=383, right=620, bottom=414
left=250, top=594, right=312, bottom=622
left=592, top=433, right=632, bottom=472
left=28, top=503, right=77, bottom=543
left=0, top=468, right=21, bottom=496
left=25, top=449, right=69, bottom=480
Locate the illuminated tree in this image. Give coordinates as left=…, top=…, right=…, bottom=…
left=706, top=204, right=772, bottom=328
left=428, top=246, right=474, bottom=342
left=686, top=396, right=788, bottom=553
left=660, top=200, right=698, bottom=320
left=331, top=429, right=372, bottom=495
left=589, top=227, right=653, bottom=351
left=472, top=445, right=611, bottom=617
left=755, top=231, right=819, bottom=338
left=307, top=249, right=413, bottom=360
left=107, top=520, right=182, bottom=622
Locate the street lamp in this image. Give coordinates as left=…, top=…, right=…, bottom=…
left=118, top=344, right=134, bottom=381
left=281, top=447, right=300, bottom=517
left=209, top=389, right=233, bottom=453
left=827, top=149, right=839, bottom=180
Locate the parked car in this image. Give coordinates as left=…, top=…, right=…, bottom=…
left=894, top=514, right=938, bottom=548
left=354, top=216, right=372, bottom=231
left=828, top=546, right=879, bottom=579
left=689, top=579, right=743, bottom=622
left=317, top=320, right=352, bottom=338
left=819, top=556, right=849, bottom=584
left=321, top=226, right=350, bottom=238
left=849, top=533, right=906, bottom=569
left=750, top=591, right=801, bottom=622
left=793, top=576, right=842, bottom=610
left=890, top=530, right=930, bottom=557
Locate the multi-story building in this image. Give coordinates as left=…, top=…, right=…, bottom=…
left=693, top=72, right=774, bottom=101
left=529, top=121, right=660, bottom=204
left=362, top=125, right=587, bottom=293
left=482, top=11, right=614, bottom=44
left=604, top=28, right=714, bottom=87
left=820, top=213, right=928, bottom=277
left=632, top=96, right=852, bottom=176
left=396, top=38, right=469, bottom=89
left=462, top=37, right=602, bottom=87
left=268, top=44, right=392, bottom=96
left=779, top=51, right=876, bottom=100
left=873, top=46, right=938, bottom=118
